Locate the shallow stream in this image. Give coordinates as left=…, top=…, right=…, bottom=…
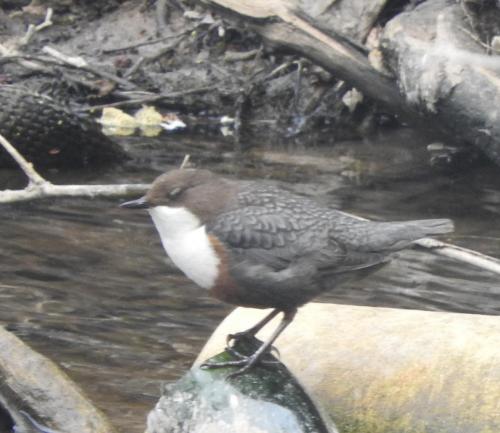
left=1, top=129, right=499, bottom=433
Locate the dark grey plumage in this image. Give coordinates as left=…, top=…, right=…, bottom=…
left=207, top=181, right=453, bottom=309
left=122, top=168, right=454, bottom=376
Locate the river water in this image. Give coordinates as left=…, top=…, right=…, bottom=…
left=1, top=129, right=500, bottom=433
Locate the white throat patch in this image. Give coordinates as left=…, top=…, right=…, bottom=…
left=148, top=206, right=220, bottom=289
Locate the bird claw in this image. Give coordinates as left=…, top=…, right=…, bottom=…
left=201, top=355, right=260, bottom=378
left=228, top=348, right=281, bottom=365
left=201, top=358, right=249, bottom=369
left=200, top=344, right=281, bottom=378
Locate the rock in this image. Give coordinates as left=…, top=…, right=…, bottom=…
left=147, top=336, right=337, bottom=433
left=196, top=303, right=500, bottom=433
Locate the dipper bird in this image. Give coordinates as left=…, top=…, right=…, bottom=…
left=121, top=168, right=453, bottom=375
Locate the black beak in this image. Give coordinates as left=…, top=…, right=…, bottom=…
left=120, top=196, right=150, bottom=209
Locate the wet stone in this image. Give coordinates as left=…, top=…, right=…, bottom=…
left=146, top=336, right=337, bottom=433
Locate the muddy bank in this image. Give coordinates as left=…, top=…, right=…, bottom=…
left=2, top=0, right=499, bottom=168
left=1, top=0, right=398, bottom=165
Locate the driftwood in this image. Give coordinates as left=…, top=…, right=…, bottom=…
left=201, top=0, right=417, bottom=122
left=201, top=0, right=500, bottom=165
left=254, top=22, right=415, bottom=120
left=4, top=0, right=499, bottom=161
left=381, top=0, right=500, bottom=165
left=0, top=326, right=117, bottom=433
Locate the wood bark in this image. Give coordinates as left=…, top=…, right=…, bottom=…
left=203, top=0, right=419, bottom=123
left=381, top=0, right=500, bottom=165
left=202, top=0, right=500, bottom=165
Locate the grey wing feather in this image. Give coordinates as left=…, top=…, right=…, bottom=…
left=207, top=204, right=381, bottom=275
left=207, top=207, right=332, bottom=268
left=206, top=183, right=453, bottom=309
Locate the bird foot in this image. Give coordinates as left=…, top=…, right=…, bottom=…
left=226, top=343, right=281, bottom=363
left=200, top=335, right=280, bottom=378
left=226, top=332, right=281, bottom=360
left=225, top=346, right=280, bottom=365
left=201, top=353, right=264, bottom=378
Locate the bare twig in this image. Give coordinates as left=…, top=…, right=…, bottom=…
left=122, top=26, right=195, bottom=77
left=143, top=33, right=190, bottom=63
left=0, top=55, right=109, bottom=91
left=0, top=134, right=46, bottom=186
left=123, top=57, right=145, bottom=78
left=414, top=238, right=500, bottom=275
left=0, top=54, right=66, bottom=74
left=102, top=32, right=190, bottom=54
left=233, top=91, right=247, bottom=153
left=156, top=0, right=169, bottom=32
left=0, top=183, right=150, bottom=204
left=20, top=8, right=53, bottom=46
left=263, top=61, right=295, bottom=81
left=0, top=134, right=148, bottom=203
left=82, top=84, right=220, bottom=111
left=291, top=60, right=303, bottom=115
left=42, top=46, right=138, bottom=89
left=179, top=154, right=191, bottom=169
left=42, top=46, right=87, bottom=67
left=224, top=48, right=261, bottom=62
left=458, top=26, right=491, bottom=52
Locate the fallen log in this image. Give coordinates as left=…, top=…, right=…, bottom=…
left=0, top=326, right=117, bottom=433
left=381, top=0, right=500, bottom=165
left=201, top=0, right=418, bottom=123
left=200, top=0, right=500, bottom=165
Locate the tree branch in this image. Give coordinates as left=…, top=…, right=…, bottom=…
left=19, top=7, right=53, bottom=46
left=0, top=133, right=148, bottom=203
left=414, top=238, right=500, bottom=275
left=0, top=183, right=150, bottom=204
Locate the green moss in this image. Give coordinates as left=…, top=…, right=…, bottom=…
left=194, top=335, right=334, bottom=433
left=325, top=354, right=500, bottom=433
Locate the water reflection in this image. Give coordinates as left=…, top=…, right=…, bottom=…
left=0, top=130, right=499, bottom=433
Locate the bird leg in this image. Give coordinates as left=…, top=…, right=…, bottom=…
left=225, top=308, right=281, bottom=361
left=226, top=308, right=280, bottom=346
left=201, top=308, right=297, bottom=377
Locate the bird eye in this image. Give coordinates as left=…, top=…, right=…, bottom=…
left=168, top=187, right=183, bottom=199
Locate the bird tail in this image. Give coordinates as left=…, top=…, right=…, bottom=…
left=407, top=218, right=454, bottom=236
left=364, top=218, right=454, bottom=251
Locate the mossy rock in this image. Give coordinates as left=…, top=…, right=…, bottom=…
left=146, top=336, right=337, bottom=433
